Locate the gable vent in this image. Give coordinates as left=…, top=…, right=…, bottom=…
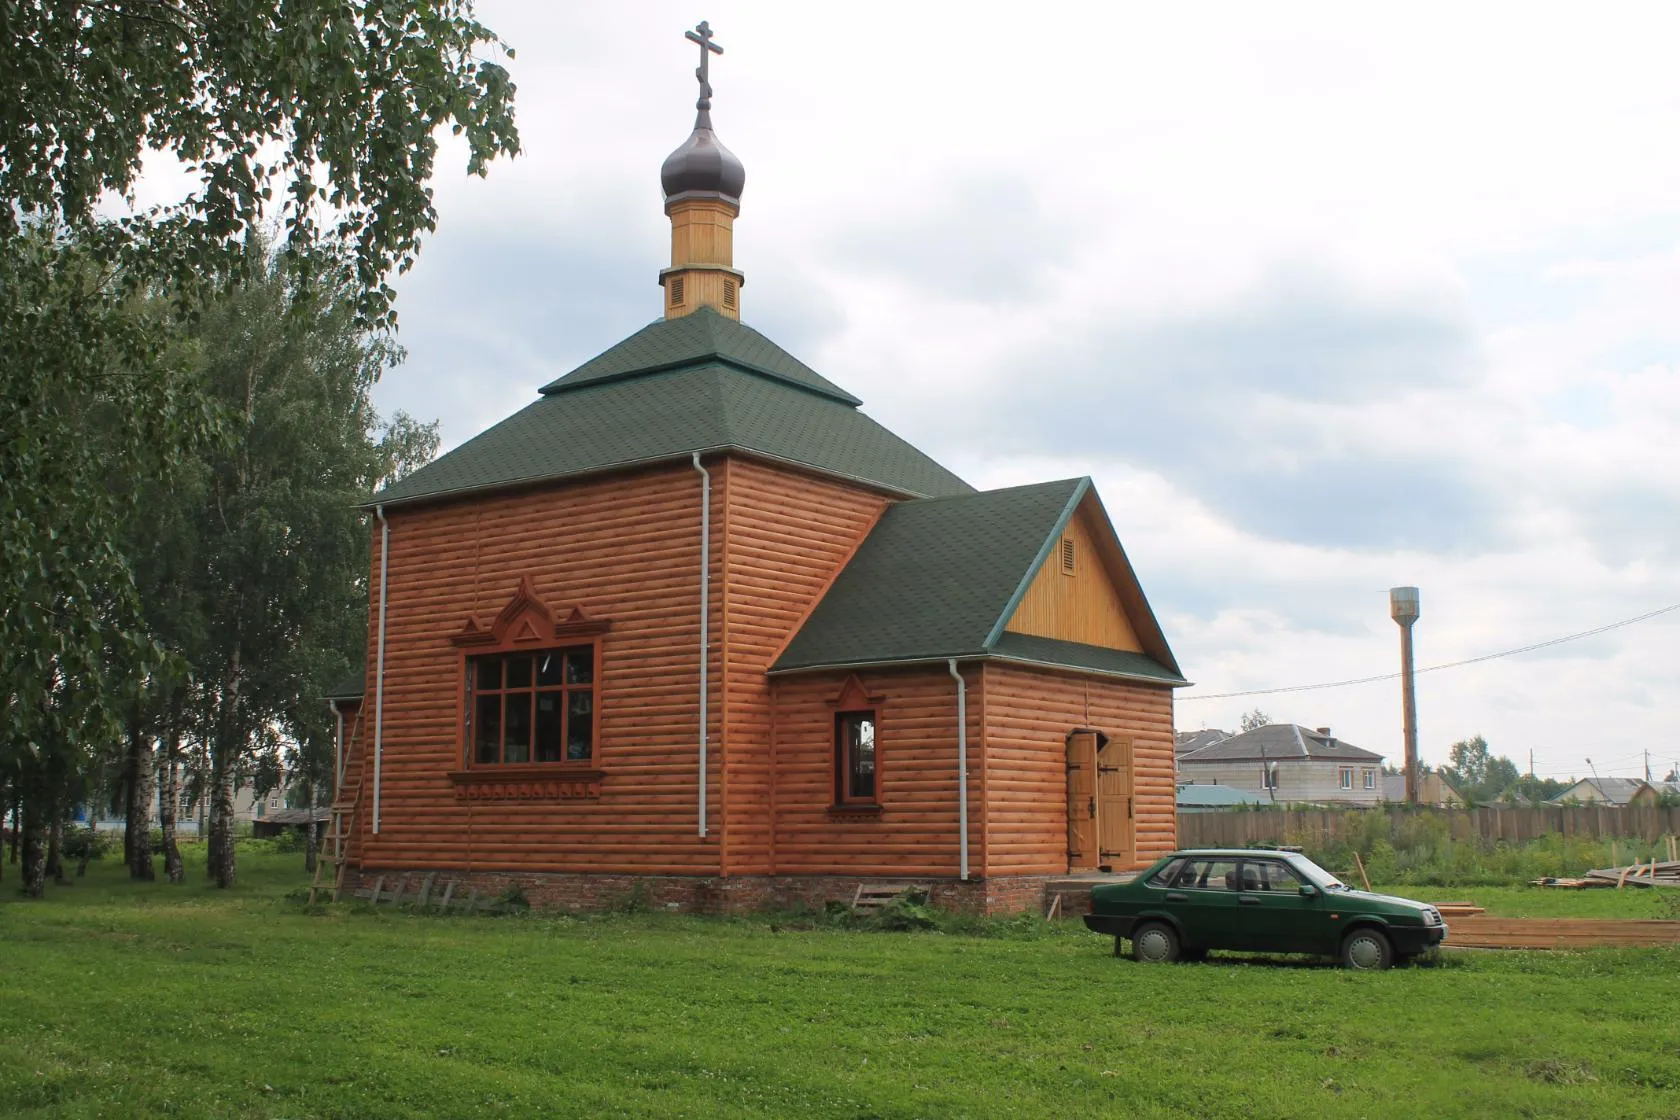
left=669, top=277, right=685, bottom=306
left=722, top=279, right=737, bottom=309
left=1059, top=536, right=1075, bottom=575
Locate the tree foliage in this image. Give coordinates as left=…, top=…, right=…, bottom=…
left=1239, top=709, right=1272, bottom=733
left=2, top=2, right=512, bottom=893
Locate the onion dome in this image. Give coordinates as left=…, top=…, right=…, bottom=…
left=661, top=112, right=746, bottom=201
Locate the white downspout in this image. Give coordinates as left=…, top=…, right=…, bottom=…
left=692, top=452, right=710, bottom=838
left=947, top=659, right=970, bottom=881
left=373, top=505, right=390, bottom=834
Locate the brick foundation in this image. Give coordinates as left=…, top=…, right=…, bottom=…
left=343, top=867, right=1062, bottom=917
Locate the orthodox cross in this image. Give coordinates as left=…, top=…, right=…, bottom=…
left=685, top=20, right=723, bottom=112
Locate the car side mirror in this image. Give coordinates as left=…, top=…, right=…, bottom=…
left=1298, top=884, right=1319, bottom=898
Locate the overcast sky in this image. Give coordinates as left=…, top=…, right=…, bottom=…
left=349, top=2, right=1680, bottom=782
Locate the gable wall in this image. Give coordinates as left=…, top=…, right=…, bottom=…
left=979, top=663, right=1175, bottom=876
left=1003, top=503, right=1142, bottom=651
left=718, top=457, right=891, bottom=874
left=350, top=462, right=727, bottom=876
left=768, top=664, right=982, bottom=877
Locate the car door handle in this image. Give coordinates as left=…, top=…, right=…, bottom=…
left=1238, top=896, right=1261, bottom=905
left=1165, top=892, right=1187, bottom=901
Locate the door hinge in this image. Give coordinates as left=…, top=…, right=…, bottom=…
left=1088, top=797, right=1096, bottom=819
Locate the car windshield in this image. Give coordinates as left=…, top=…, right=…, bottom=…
left=1289, top=855, right=1350, bottom=891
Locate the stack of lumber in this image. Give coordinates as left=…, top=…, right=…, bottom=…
left=1423, top=901, right=1485, bottom=918
left=1532, top=860, right=1680, bottom=889
left=1445, top=917, right=1680, bottom=950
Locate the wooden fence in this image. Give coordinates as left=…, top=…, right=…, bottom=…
left=1178, top=805, right=1680, bottom=849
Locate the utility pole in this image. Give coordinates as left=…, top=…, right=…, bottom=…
left=1390, top=587, right=1421, bottom=807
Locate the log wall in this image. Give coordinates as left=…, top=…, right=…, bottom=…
left=717, top=457, right=889, bottom=875
left=769, top=664, right=983, bottom=877
left=979, top=663, right=1176, bottom=876
left=350, top=462, right=726, bottom=875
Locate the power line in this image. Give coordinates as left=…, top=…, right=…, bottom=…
left=1179, top=600, right=1679, bottom=703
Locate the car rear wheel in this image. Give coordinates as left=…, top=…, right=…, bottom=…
left=1131, top=921, right=1180, bottom=964
left=1340, top=927, right=1393, bottom=971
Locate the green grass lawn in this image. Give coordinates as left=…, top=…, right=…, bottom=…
left=3, top=849, right=1678, bottom=1119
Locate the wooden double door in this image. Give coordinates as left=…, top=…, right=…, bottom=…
left=1066, top=729, right=1133, bottom=872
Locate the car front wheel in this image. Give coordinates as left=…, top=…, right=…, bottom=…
left=1340, top=927, right=1393, bottom=971
left=1131, top=920, right=1180, bottom=964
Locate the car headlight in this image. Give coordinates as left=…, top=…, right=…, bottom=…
left=1420, top=907, right=1442, bottom=926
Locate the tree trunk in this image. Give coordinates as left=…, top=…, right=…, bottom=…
left=207, top=745, right=237, bottom=889
left=302, top=777, right=319, bottom=873
left=21, top=797, right=47, bottom=898
left=127, top=727, right=156, bottom=881
left=0, top=773, right=6, bottom=884
left=159, top=727, right=184, bottom=884
left=11, top=787, right=23, bottom=866
left=45, top=808, right=65, bottom=885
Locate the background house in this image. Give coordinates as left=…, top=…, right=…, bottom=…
left=1176, top=724, right=1384, bottom=806
left=1379, top=772, right=1465, bottom=807
left=1548, top=777, right=1661, bottom=806
left=1175, top=781, right=1266, bottom=812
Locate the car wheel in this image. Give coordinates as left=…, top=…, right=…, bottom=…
left=1131, top=921, right=1180, bottom=964
left=1340, top=927, right=1393, bottom=971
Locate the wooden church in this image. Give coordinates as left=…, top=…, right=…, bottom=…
left=324, top=25, right=1187, bottom=913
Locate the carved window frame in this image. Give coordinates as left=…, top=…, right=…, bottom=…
left=828, top=675, right=886, bottom=817
left=444, top=577, right=612, bottom=801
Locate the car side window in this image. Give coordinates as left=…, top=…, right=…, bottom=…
left=1148, top=858, right=1189, bottom=887
left=1240, top=860, right=1304, bottom=892
left=1182, top=858, right=1241, bottom=891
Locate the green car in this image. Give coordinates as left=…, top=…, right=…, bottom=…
left=1083, top=848, right=1446, bottom=970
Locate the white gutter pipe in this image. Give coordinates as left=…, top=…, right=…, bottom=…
left=692, top=452, right=710, bottom=838
left=373, top=505, right=390, bottom=834
left=947, top=659, right=970, bottom=880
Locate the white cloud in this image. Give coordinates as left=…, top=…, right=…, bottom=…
left=329, top=1, right=1680, bottom=781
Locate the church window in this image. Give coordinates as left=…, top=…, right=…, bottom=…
left=468, top=646, right=598, bottom=766
left=1060, top=536, right=1075, bottom=575
left=669, top=276, right=685, bottom=306
left=835, top=710, right=878, bottom=805
left=723, top=279, right=737, bottom=309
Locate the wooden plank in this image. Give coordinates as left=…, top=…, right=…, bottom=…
left=369, top=876, right=384, bottom=906
left=418, top=872, right=435, bottom=908
left=437, top=880, right=455, bottom=913
left=1445, top=916, right=1680, bottom=949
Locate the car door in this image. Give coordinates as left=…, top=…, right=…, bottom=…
left=1236, top=858, right=1327, bottom=953
left=1169, top=857, right=1252, bottom=951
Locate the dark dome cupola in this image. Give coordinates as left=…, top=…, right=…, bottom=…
left=660, top=21, right=747, bottom=321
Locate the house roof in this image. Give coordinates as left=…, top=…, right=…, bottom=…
left=1176, top=782, right=1266, bottom=808
left=770, top=478, right=1184, bottom=684
left=1178, top=723, right=1382, bottom=764
left=539, top=309, right=859, bottom=404
left=1175, top=729, right=1231, bottom=755
left=323, top=670, right=365, bottom=702
left=1550, top=776, right=1654, bottom=805
left=373, top=310, right=971, bottom=508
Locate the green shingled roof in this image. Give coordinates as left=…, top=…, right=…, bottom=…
left=374, top=317, right=971, bottom=507
left=540, top=308, right=861, bottom=405
left=323, top=669, right=366, bottom=701
left=771, top=478, right=1185, bottom=684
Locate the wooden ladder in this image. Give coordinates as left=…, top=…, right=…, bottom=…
left=307, top=782, right=362, bottom=906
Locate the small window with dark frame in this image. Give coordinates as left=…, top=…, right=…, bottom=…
left=467, top=646, right=597, bottom=766
left=1059, top=536, right=1075, bottom=575
left=835, top=710, right=878, bottom=805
